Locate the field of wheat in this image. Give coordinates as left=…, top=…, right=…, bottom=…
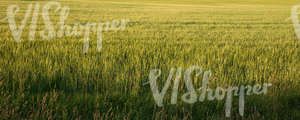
left=0, top=0, right=299, bottom=119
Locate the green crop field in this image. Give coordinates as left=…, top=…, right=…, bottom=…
left=0, top=0, right=299, bottom=119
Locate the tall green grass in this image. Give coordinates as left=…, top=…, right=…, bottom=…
left=0, top=0, right=299, bottom=119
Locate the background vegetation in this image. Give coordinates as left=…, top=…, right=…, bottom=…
left=0, top=0, right=299, bottom=119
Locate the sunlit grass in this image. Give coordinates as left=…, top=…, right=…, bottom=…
left=0, top=0, right=299, bottom=119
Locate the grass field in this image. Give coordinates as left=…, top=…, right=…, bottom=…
left=0, top=0, right=299, bottom=119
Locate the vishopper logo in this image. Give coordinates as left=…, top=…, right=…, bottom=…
left=144, top=66, right=272, bottom=117
left=1, top=2, right=130, bottom=53
left=288, top=5, right=300, bottom=41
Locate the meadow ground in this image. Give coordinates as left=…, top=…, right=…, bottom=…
left=0, top=0, right=299, bottom=119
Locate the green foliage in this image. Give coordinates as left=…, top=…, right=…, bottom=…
left=0, top=0, right=299, bottom=119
